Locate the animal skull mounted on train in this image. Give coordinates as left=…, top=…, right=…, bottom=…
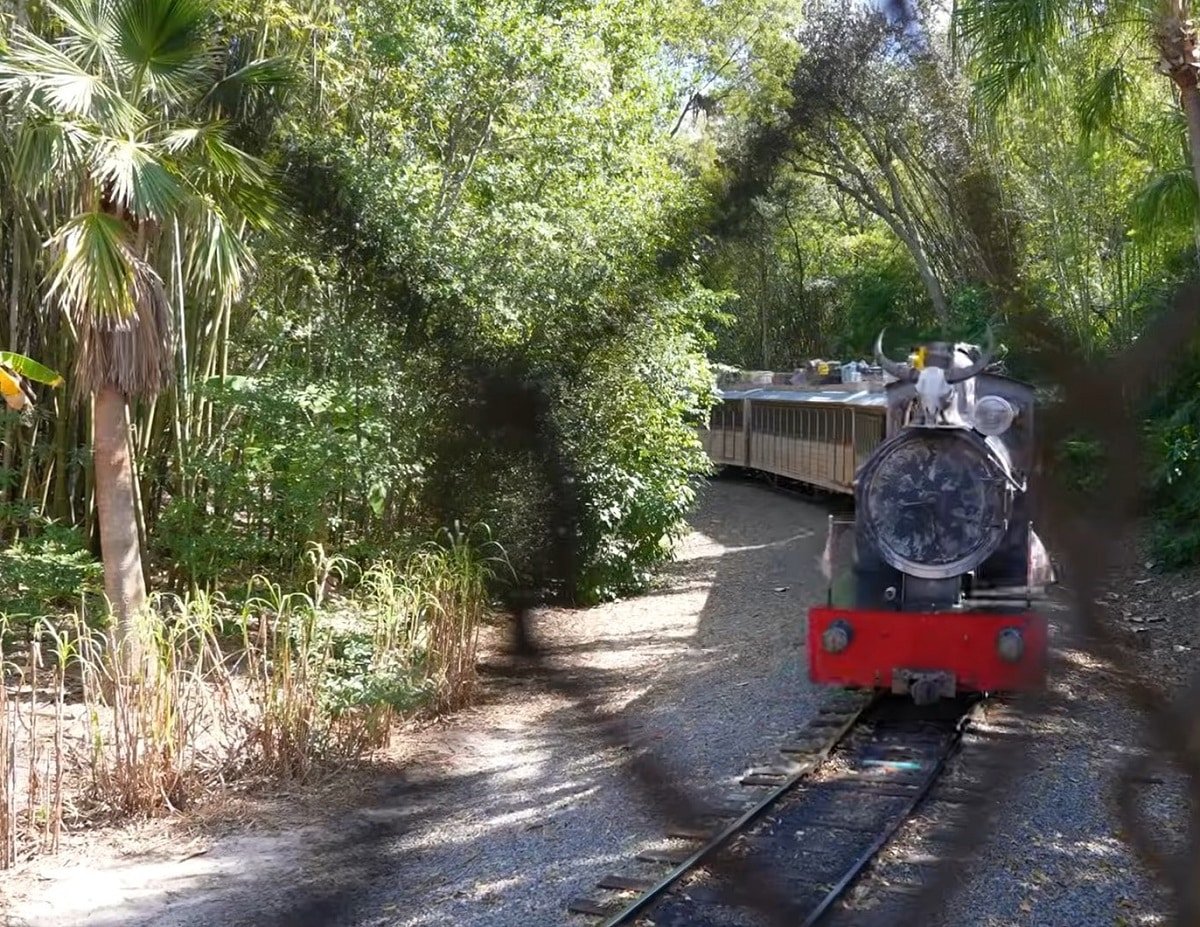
left=874, top=329, right=995, bottom=426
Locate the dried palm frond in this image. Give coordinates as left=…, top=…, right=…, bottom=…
left=71, top=259, right=174, bottom=400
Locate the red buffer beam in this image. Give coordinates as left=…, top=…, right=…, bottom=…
left=807, top=606, right=1049, bottom=694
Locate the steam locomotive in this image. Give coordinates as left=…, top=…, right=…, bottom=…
left=807, top=332, right=1053, bottom=704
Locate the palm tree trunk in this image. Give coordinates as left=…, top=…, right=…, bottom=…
left=1180, top=79, right=1200, bottom=260
left=93, top=384, right=147, bottom=666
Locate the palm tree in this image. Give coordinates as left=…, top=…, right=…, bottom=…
left=0, top=0, right=280, bottom=664
left=954, top=0, right=1200, bottom=211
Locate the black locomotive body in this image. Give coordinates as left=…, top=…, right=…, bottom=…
left=808, top=335, right=1052, bottom=703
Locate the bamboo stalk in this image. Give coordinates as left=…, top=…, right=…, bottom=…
left=51, top=654, right=63, bottom=854
left=25, top=640, right=38, bottom=852
left=84, top=397, right=96, bottom=553
left=125, top=414, right=151, bottom=592
left=0, top=637, right=13, bottom=869
left=52, top=384, right=70, bottom=521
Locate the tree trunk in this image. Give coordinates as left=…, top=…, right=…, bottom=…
left=874, top=153, right=951, bottom=332
left=759, top=247, right=770, bottom=368
left=93, top=384, right=147, bottom=668
left=1180, top=78, right=1200, bottom=261
left=910, top=242, right=950, bottom=333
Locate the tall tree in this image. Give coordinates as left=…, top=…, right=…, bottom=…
left=783, top=3, right=996, bottom=331
left=0, top=0, right=278, bottom=660
left=955, top=0, right=1200, bottom=224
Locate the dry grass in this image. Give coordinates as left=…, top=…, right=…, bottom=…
left=0, top=526, right=506, bottom=868
left=0, top=637, right=66, bottom=866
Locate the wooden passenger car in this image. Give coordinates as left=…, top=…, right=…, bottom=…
left=700, top=383, right=888, bottom=494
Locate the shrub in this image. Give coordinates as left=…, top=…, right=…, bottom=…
left=1, top=527, right=505, bottom=863
left=1147, top=392, right=1200, bottom=567
left=0, top=524, right=101, bottom=641
left=153, top=371, right=425, bottom=587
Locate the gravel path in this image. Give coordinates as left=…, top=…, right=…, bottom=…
left=4, top=476, right=835, bottom=927
left=855, top=604, right=1183, bottom=927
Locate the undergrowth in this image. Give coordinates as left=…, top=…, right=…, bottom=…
left=0, top=525, right=506, bottom=868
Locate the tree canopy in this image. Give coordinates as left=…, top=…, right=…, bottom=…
left=3, top=0, right=1200, bottom=627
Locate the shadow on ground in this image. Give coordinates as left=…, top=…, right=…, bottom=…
left=12, top=474, right=1180, bottom=927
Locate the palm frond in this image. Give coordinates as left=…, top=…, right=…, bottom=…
left=46, top=210, right=139, bottom=322
left=164, top=123, right=267, bottom=183
left=0, top=26, right=142, bottom=131
left=161, top=123, right=213, bottom=152
left=972, top=55, right=1061, bottom=115
left=112, top=0, right=217, bottom=104
left=10, top=116, right=95, bottom=188
left=182, top=197, right=252, bottom=302
left=954, top=0, right=1070, bottom=114
left=222, top=177, right=279, bottom=231
left=202, top=55, right=296, bottom=113
left=49, top=0, right=122, bottom=83
left=1141, top=103, right=1191, bottom=164
left=166, top=126, right=276, bottom=228
left=1131, top=166, right=1198, bottom=231
left=1078, top=63, right=1132, bottom=138
left=91, top=135, right=184, bottom=221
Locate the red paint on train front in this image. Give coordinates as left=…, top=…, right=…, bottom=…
left=807, top=606, right=1048, bottom=693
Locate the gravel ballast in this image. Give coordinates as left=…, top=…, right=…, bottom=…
left=848, top=598, right=1183, bottom=927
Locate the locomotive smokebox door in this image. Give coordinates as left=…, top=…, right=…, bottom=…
left=856, top=427, right=1013, bottom=596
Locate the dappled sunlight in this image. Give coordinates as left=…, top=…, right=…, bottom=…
left=582, top=638, right=715, bottom=671
left=674, top=529, right=817, bottom=562
left=672, top=529, right=724, bottom=562
left=6, top=828, right=327, bottom=927
left=603, top=685, right=654, bottom=713
left=1069, top=835, right=1129, bottom=859
left=358, top=479, right=832, bottom=924
left=6, top=480, right=836, bottom=926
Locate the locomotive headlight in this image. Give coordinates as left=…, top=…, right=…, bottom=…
left=973, top=395, right=1016, bottom=437
left=996, top=627, right=1024, bottom=663
left=822, top=619, right=853, bottom=654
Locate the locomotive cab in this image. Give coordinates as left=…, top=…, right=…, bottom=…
left=808, top=333, right=1051, bottom=704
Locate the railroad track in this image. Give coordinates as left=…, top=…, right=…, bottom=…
left=568, top=692, right=998, bottom=927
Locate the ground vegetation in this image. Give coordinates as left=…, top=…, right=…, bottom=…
left=4, top=0, right=1200, bottom=866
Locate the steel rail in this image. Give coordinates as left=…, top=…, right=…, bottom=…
left=596, top=693, right=878, bottom=927
left=799, top=696, right=982, bottom=927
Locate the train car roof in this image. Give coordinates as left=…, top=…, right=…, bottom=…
left=718, top=387, right=888, bottom=407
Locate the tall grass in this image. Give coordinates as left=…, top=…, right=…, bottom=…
left=0, top=628, right=66, bottom=867
left=0, top=524, right=508, bottom=867
left=411, top=524, right=510, bottom=711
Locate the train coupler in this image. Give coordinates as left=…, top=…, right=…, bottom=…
left=891, top=669, right=956, bottom=705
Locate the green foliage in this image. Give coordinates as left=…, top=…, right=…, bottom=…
left=5, top=0, right=1200, bottom=634
left=1145, top=345, right=1200, bottom=567
left=229, top=0, right=732, bottom=603
left=0, top=0, right=280, bottom=343
left=155, top=370, right=424, bottom=586
left=0, top=524, right=102, bottom=639
left=0, top=352, right=62, bottom=386
left=834, top=235, right=940, bottom=356
left=565, top=319, right=717, bottom=601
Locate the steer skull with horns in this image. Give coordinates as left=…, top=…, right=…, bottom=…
left=875, top=328, right=995, bottom=426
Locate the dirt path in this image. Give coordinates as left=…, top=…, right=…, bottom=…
left=3, top=476, right=834, bottom=927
